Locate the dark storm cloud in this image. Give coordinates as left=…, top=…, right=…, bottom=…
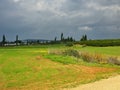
left=0, top=0, right=120, bottom=40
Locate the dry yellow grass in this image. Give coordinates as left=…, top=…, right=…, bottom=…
left=2, top=57, right=116, bottom=90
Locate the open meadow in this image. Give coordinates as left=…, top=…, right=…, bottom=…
left=0, top=45, right=120, bottom=90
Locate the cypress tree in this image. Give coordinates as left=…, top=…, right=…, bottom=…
left=61, top=33, right=63, bottom=41
left=54, top=37, right=57, bottom=41
left=16, top=35, right=18, bottom=45
left=2, top=35, right=6, bottom=46
left=84, top=34, right=87, bottom=41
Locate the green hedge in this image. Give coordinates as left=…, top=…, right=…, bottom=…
left=79, top=39, right=120, bottom=46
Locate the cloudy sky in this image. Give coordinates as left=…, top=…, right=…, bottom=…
left=0, top=0, right=120, bottom=41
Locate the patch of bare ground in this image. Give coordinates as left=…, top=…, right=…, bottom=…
left=65, top=75, right=120, bottom=90
left=1, top=56, right=117, bottom=90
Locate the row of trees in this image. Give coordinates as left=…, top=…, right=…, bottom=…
left=52, top=33, right=75, bottom=44
left=54, top=33, right=87, bottom=42
left=60, top=33, right=75, bottom=42
left=0, top=33, right=88, bottom=46
left=0, top=35, right=21, bottom=46
left=80, top=34, right=87, bottom=41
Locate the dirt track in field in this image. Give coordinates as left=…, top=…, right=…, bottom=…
left=65, top=75, right=120, bottom=90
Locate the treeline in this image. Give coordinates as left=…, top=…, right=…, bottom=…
left=0, top=33, right=76, bottom=46
left=79, top=39, right=120, bottom=47
left=0, top=35, right=22, bottom=46
left=0, top=33, right=120, bottom=47
left=51, top=33, right=75, bottom=44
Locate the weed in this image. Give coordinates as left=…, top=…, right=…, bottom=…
left=80, top=52, right=94, bottom=62
left=80, top=52, right=119, bottom=65
left=108, top=57, right=120, bottom=65
left=62, top=49, right=80, bottom=58
left=65, top=42, right=74, bottom=47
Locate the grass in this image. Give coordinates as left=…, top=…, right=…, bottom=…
left=73, top=45, right=120, bottom=56
left=44, top=54, right=78, bottom=64
left=0, top=45, right=120, bottom=90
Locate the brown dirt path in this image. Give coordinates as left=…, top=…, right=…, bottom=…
left=65, top=75, right=120, bottom=90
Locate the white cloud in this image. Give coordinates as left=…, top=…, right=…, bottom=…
left=13, top=0, right=20, bottom=3
left=78, top=26, right=93, bottom=31
left=87, top=2, right=120, bottom=11
left=36, top=1, right=45, bottom=11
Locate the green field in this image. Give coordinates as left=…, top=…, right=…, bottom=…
left=0, top=45, right=120, bottom=90
left=73, top=45, right=120, bottom=56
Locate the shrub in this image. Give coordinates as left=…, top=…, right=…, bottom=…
left=108, top=57, right=120, bottom=65
left=93, top=54, right=108, bottom=64
left=62, top=49, right=80, bottom=58
left=80, top=52, right=94, bottom=62
left=80, top=52, right=109, bottom=64
left=65, top=42, right=73, bottom=47
left=48, top=49, right=120, bottom=66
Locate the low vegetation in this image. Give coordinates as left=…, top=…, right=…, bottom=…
left=49, top=48, right=120, bottom=65
left=78, top=39, right=120, bottom=46
left=0, top=45, right=120, bottom=90
left=80, top=52, right=120, bottom=65
left=63, top=49, right=80, bottom=58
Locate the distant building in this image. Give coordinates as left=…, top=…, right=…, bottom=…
left=22, top=39, right=52, bottom=44
left=4, top=42, right=20, bottom=46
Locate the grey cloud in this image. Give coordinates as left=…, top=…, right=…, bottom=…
left=0, top=0, right=120, bottom=41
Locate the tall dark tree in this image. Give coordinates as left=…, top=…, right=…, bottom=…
left=54, top=36, right=57, bottom=42
left=61, top=33, right=63, bottom=41
left=80, top=35, right=84, bottom=41
left=16, top=35, right=19, bottom=45
left=70, top=37, right=73, bottom=42
left=37, top=40, right=39, bottom=44
left=67, top=36, right=70, bottom=41
left=2, top=35, right=6, bottom=46
left=84, top=34, right=87, bottom=41
left=27, top=40, right=29, bottom=45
